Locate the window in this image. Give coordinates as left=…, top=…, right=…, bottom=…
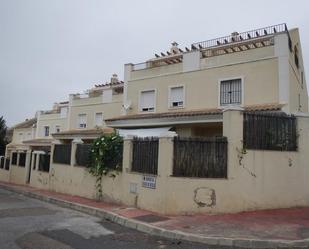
left=102, top=89, right=112, bottom=103
left=44, top=126, right=49, bottom=137
left=220, top=78, right=242, bottom=106
left=169, top=86, right=184, bottom=108
left=95, top=113, right=103, bottom=126
left=55, top=125, right=61, bottom=133
left=78, top=114, right=87, bottom=128
left=140, top=90, right=155, bottom=112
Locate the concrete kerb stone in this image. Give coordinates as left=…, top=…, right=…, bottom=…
left=1, top=184, right=309, bottom=249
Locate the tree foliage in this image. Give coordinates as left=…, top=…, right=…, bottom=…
left=0, top=117, right=7, bottom=156
left=88, top=132, right=123, bottom=199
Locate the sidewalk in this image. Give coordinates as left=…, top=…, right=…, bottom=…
left=1, top=181, right=309, bottom=248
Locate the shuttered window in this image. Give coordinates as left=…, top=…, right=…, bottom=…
left=95, top=113, right=103, bottom=126
left=169, top=86, right=184, bottom=107
left=220, top=79, right=242, bottom=106
left=78, top=114, right=87, bottom=128
left=140, top=90, right=155, bottom=112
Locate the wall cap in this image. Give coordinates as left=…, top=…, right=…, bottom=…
left=72, top=138, right=84, bottom=144
left=221, top=106, right=244, bottom=112
left=123, top=135, right=134, bottom=141
left=52, top=139, right=62, bottom=145
left=159, top=131, right=178, bottom=138
left=293, top=112, right=309, bottom=118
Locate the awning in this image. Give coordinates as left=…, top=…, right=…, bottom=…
left=117, top=127, right=172, bottom=138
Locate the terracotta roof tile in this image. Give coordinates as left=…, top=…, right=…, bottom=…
left=12, top=118, right=37, bottom=129
left=52, top=128, right=114, bottom=136
left=106, top=103, right=284, bottom=122
left=94, top=81, right=124, bottom=88
left=23, top=138, right=53, bottom=145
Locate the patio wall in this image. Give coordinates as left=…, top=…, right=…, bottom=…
left=118, top=109, right=309, bottom=214
left=3, top=108, right=309, bottom=215
left=0, top=169, right=9, bottom=182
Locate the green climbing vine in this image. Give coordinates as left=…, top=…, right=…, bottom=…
left=88, top=132, right=123, bottom=200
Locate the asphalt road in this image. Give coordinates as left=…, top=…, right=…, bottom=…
left=0, top=188, right=215, bottom=249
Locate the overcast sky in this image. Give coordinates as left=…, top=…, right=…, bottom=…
left=0, top=0, right=308, bottom=126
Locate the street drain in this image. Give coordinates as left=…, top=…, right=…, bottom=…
left=133, top=214, right=169, bottom=223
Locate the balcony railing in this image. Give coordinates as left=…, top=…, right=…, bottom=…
left=192, top=23, right=291, bottom=51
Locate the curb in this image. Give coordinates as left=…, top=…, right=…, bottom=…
left=1, top=184, right=309, bottom=249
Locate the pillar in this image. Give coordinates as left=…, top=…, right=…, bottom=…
left=222, top=106, right=244, bottom=179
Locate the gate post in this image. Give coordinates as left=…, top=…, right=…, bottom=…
left=71, top=138, right=83, bottom=167
left=158, top=132, right=177, bottom=177
left=122, top=135, right=133, bottom=173
left=223, top=106, right=244, bottom=178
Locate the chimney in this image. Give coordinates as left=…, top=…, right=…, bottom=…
left=111, top=74, right=118, bottom=84
left=170, top=42, right=179, bottom=54
left=231, top=32, right=240, bottom=42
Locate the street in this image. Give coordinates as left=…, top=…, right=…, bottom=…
left=0, top=188, right=210, bottom=249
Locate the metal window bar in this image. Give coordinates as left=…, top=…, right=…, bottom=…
left=0, top=157, right=4, bottom=169
left=53, top=144, right=72, bottom=165
left=220, top=79, right=241, bottom=105
left=76, top=144, right=92, bottom=167
left=131, top=137, right=159, bottom=175
left=18, top=153, right=26, bottom=167
left=5, top=158, right=10, bottom=170
left=38, top=154, right=50, bottom=172
left=11, top=153, right=17, bottom=165
left=173, top=137, right=228, bottom=178
left=243, top=112, right=297, bottom=151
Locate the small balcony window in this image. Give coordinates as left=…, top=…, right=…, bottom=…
left=55, top=125, right=61, bottom=133
left=140, top=90, right=155, bottom=112
left=95, top=113, right=103, bottom=126
left=220, top=78, right=242, bottom=106
left=78, top=114, right=87, bottom=128
left=169, top=86, right=184, bottom=108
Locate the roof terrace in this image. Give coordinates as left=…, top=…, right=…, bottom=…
left=132, top=23, right=292, bottom=71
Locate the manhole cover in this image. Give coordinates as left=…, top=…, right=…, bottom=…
left=133, top=214, right=169, bottom=223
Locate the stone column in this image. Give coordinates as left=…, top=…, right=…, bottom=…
left=222, top=106, right=244, bottom=179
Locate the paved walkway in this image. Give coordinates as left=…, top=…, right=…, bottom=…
left=1, top=181, right=309, bottom=248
